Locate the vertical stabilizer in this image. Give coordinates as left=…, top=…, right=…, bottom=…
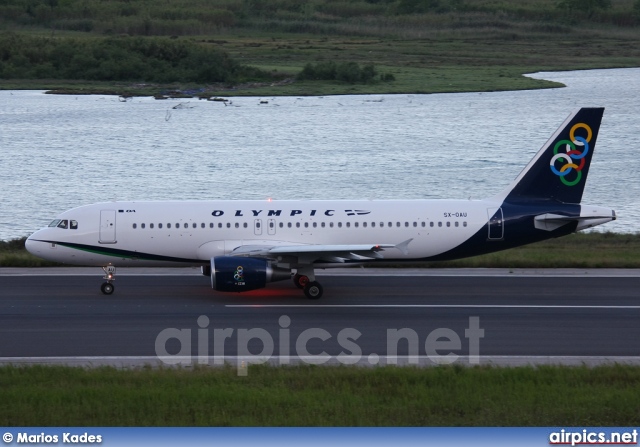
left=499, top=108, right=604, bottom=204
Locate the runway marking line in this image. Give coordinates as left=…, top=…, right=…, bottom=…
left=225, top=304, right=640, bottom=309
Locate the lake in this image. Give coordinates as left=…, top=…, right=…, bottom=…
left=1, top=67, right=638, bottom=240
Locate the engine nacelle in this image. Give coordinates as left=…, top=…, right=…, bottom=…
left=211, top=256, right=291, bottom=292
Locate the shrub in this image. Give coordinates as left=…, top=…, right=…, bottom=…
left=297, top=61, right=378, bottom=84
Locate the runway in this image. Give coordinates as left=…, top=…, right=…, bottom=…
left=1, top=268, right=639, bottom=367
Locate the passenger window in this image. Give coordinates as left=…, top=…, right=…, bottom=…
left=346, top=222, right=351, bottom=228
left=168, top=223, right=171, bottom=229
left=201, top=223, right=205, bottom=229
left=218, top=223, right=223, bottom=228
left=354, top=222, right=359, bottom=228
left=455, top=222, right=459, bottom=227
left=421, top=222, right=425, bottom=227
left=288, top=223, right=292, bottom=228
left=296, top=223, right=300, bottom=228
left=430, top=222, right=434, bottom=227
left=141, top=223, right=146, bottom=229
left=338, top=222, right=342, bottom=228
left=438, top=222, right=442, bottom=227
left=304, top=223, right=308, bottom=228
left=313, top=222, right=317, bottom=228
left=133, top=223, right=137, bottom=229
left=243, top=223, right=248, bottom=228
left=235, top=223, right=239, bottom=228
left=363, top=222, right=367, bottom=228
left=192, top=223, right=196, bottom=229
left=371, top=222, right=375, bottom=228
left=226, top=223, right=231, bottom=228
left=210, top=223, right=214, bottom=228
left=279, top=223, right=284, bottom=228
left=463, top=222, right=467, bottom=227
left=330, top=222, right=334, bottom=228
left=321, top=222, right=325, bottom=228
left=176, top=223, right=179, bottom=228
left=446, top=222, right=451, bottom=227
left=184, top=223, right=188, bottom=229
left=150, top=223, right=154, bottom=229
left=396, top=222, right=400, bottom=227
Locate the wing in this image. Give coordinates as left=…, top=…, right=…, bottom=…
left=228, top=239, right=413, bottom=264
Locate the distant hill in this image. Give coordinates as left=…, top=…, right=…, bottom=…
left=0, top=0, right=637, bottom=38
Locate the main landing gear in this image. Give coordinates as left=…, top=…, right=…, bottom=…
left=293, top=272, right=323, bottom=299
left=101, top=264, right=116, bottom=295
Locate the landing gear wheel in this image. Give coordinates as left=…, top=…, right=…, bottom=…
left=101, top=282, right=114, bottom=295
left=303, top=281, right=323, bottom=299
left=293, top=274, right=310, bottom=289
left=101, top=264, right=116, bottom=295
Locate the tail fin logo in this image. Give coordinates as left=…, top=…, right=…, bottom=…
left=549, top=122, right=593, bottom=186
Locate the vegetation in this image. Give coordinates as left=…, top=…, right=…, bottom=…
left=3, top=232, right=640, bottom=268
left=421, top=231, right=640, bottom=269
left=0, top=33, right=274, bottom=84
left=0, top=0, right=637, bottom=37
left=297, top=61, right=379, bottom=83
left=0, top=0, right=639, bottom=96
left=0, top=237, right=59, bottom=266
left=2, top=363, right=640, bottom=426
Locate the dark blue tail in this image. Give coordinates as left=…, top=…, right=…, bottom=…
left=501, top=108, right=604, bottom=204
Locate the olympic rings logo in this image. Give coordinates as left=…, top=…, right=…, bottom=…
left=234, top=266, right=244, bottom=282
left=549, top=122, right=592, bottom=186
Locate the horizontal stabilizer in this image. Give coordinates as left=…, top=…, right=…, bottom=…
left=534, top=211, right=616, bottom=232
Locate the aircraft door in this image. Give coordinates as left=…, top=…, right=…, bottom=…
left=254, top=219, right=263, bottom=236
left=487, top=207, right=504, bottom=240
left=267, top=219, right=276, bottom=235
left=99, top=210, right=117, bottom=244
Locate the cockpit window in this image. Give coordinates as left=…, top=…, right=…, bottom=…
left=48, top=219, right=77, bottom=229
left=49, top=219, right=78, bottom=230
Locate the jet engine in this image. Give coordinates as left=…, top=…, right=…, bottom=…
left=210, top=256, right=291, bottom=292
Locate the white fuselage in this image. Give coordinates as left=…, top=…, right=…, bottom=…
left=26, top=199, right=498, bottom=266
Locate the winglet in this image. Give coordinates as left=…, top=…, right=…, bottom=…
left=395, top=238, right=413, bottom=256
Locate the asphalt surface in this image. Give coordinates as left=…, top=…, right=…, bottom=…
left=1, top=268, right=639, bottom=367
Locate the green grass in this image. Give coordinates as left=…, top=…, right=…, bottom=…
left=1, top=0, right=639, bottom=96
left=2, top=364, right=640, bottom=426
left=0, top=237, right=60, bottom=266
left=422, top=232, right=640, bottom=268
left=3, top=233, right=640, bottom=268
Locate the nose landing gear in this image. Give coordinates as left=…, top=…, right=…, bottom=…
left=101, top=264, right=116, bottom=295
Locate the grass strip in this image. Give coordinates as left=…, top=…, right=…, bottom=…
left=3, top=233, right=640, bottom=268
left=1, top=364, right=640, bottom=426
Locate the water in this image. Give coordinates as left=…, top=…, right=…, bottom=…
left=1, top=68, right=639, bottom=240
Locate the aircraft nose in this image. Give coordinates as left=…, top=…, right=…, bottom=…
left=25, top=234, right=40, bottom=255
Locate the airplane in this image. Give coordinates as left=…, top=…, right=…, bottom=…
left=26, top=107, right=615, bottom=299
